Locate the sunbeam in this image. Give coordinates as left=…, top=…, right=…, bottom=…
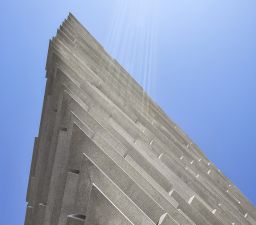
left=104, top=0, right=159, bottom=114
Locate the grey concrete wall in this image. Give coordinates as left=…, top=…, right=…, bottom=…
left=25, top=13, right=256, bottom=225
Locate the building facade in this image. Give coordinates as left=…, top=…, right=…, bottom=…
left=25, top=14, right=256, bottom=225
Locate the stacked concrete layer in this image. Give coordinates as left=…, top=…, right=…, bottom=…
left=25, top=13, right=256, bottom=225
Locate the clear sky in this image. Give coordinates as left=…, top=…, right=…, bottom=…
left=1, top=1, right=255, bottom=224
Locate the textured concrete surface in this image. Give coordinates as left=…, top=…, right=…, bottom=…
left=25, top=13, right=256, bottom=225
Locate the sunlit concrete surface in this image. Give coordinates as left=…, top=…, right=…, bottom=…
left=24, top=14, right=256, bottom=225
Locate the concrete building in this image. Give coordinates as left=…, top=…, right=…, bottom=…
left=24, top=13, right=256, bottom=225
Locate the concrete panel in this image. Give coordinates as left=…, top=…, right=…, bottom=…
left=58, top=172, right=80, bottom=225
left=66, top=215, right=85, bottom=225
left=79, top=132, right=165, bottom=223
left=82, top=154, right=155, bottom=225
left=85, top=185, right=134, bottom=225
left=24, top=206, right=33, bottom=225
left=158, top=213, right=178, bottom=225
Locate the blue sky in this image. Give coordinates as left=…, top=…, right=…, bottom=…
left=1, top=1, right=255, bottom=224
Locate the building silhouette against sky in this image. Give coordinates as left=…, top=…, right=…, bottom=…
left=25, top=14, right=256, bottom=225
